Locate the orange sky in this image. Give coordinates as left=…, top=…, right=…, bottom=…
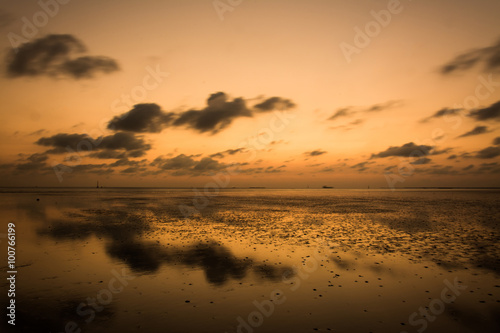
left=1, top=0, right=500, bottom=188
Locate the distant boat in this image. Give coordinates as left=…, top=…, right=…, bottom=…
left=96, top=181, right=99, bottom=188
left=322, top=185, right=334, bottom=189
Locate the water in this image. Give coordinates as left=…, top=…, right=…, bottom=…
left=1, top=188, right=499, bottom=332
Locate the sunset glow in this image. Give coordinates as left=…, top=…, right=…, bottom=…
left=1, top=0, right=500, bottom=188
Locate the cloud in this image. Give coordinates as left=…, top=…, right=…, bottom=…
left=108, top=104, right=174, bottom=133
left=209, top=148, right=245, bottom=159
left=36, top=132, right=150, bottom=157
left=235, top=165, right=286, bottom=175
left=110, top=158, right=145, bottom=167
left=151, top=154, right=231, bottom=176
left=410, top=157, right=432, bottom=165
left=475, top=146, right=500, bottom=159
left=420, top=107, right=463, bottom=123
left=364, top=100, right=402, bottom=112
left=447, top=154, right=457, bottom=160
left=36, top=133, right=89, bottom=153
left=371, top=142, right=434, bottom=158
left=416, top=165, right=457, bottom=175
left=15, top=153, right=49, bottom=171
left=193, top=157, right=223, bottom=171
left=494, top=137, right=500, bottom=145
left=328, top=107, right=354, bottom=121
left=330, top=119, right=364, bottom=131
left=477, top=162, right=500, bottom=173
left=172, top=92, right=251, bottom=133
left=60, top=56, right=119, bottom=79
left=109, top=92, right=295, bottom=134
left=440, top=38, right=500, bottom=74
left=457, top=125, right=490, bottom=138
left=468, top=100, right=500, bottom=122
left=5, top=34, right=119, bottom=79
left=350, top=161, right=374, bottom=172
left=253, top=97, right=295, bottom=111
left=328, top=100, right=401, bottom=122
left=28, top=129, right=48, bottom=136
left=151, top=154, right=197, bottom=170
left=88, top=151, right=127, bottom=159
left=304, top=150, right=327, bottom=157
left=66, top=164, right=112, bottom=174
left=430, top=147, right=453, bottom=155
left=463, top=164, right=474, bottom=171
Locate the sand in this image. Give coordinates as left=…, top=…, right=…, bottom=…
left=0, top=188, right=499, bottom=332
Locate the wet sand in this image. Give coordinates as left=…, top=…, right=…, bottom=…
left=1, top=188, right=499, bottom=332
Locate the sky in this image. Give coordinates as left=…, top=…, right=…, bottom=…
left=0, top=0, right=500, bottom=188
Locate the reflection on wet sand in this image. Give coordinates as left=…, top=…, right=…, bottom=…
left=0, top=189, right=499, bottom=332
left=37, top=209, right=293, bottom=283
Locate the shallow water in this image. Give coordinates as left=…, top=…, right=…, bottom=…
left=1, top=188, right=499, bottom=332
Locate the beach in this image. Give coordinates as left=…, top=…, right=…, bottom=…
left=1, top=188, right=499, bottom=332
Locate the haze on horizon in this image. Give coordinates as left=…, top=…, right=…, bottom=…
left=0, top=0, right=500, bottom=188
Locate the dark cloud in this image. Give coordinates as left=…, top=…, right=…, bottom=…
left=209, top=148, right=245, bottom=159
left=253, top=97, right=295, bottom=111
left=328, top=107, right=354, bottom=121
left=494, top=137, right=500, bottom=145
left=440, top=38, right=500, bottom=74
left=121, top=167, right=146, bottom=174
left=304, top=150, right=327, bottom=157
left=350, top=161, right=373, bottom=172
left=330, top=119, right=364, bottom=131
left=416, top=165, right=457, bottom=175
left=109, top=92, right=295, bottom=134
left=371, top=142, right=434, bottom=158
left=477, top=162, right=500, bottom=173
left=307, top=163, right=324, bottom=168
left=69, top=164, right=111, bottom=174
left=457, top=125, right=490, bottom=138
left=88, top=150, right=127, bottom=159
left=151, top=154, right=231, bottom=176
left=235, top=165, right=286, bottom=175
left=431, top=147, right=453, bottom=155
left=36, top=132, right=150, bottom=157
left=108, top=104, right=174, bottom=133
left=420, top=107, right=463, bottom=123
left=463, top=164, right=474, bottom=171
left=475, top=146, right=500, bottom=159
left=15, top=153, right=48, bottom=171
left=468, top=100, right=500, bottom=122
left=5, top=34, right=119, bottom=79
left=351, top=161, right=369, bottom=169
left=328, top=101, right=401, bottom=122
left=110, top=158, right=144, bottom=167
left=172, top=92, right=251, bottom=134
left=28, top=129, right=47, bottom=136
left=151, top=154, right=258, bottom=176
left=36, top=133, right=89, bottom=153
left=364, top=100, right=402, bottom=112
left=60, top=56, right=119, bottom=79
left=410, top=157, right=432, bottom=165
left=447, top=154, right=457, bottom=160
left=209, top=152, right=224, bottom=159
left=193, top=157, right=223, bottom=171
left=151, top=154, right=197, bottom=170
left=99, top=132, right=149, bottom=151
